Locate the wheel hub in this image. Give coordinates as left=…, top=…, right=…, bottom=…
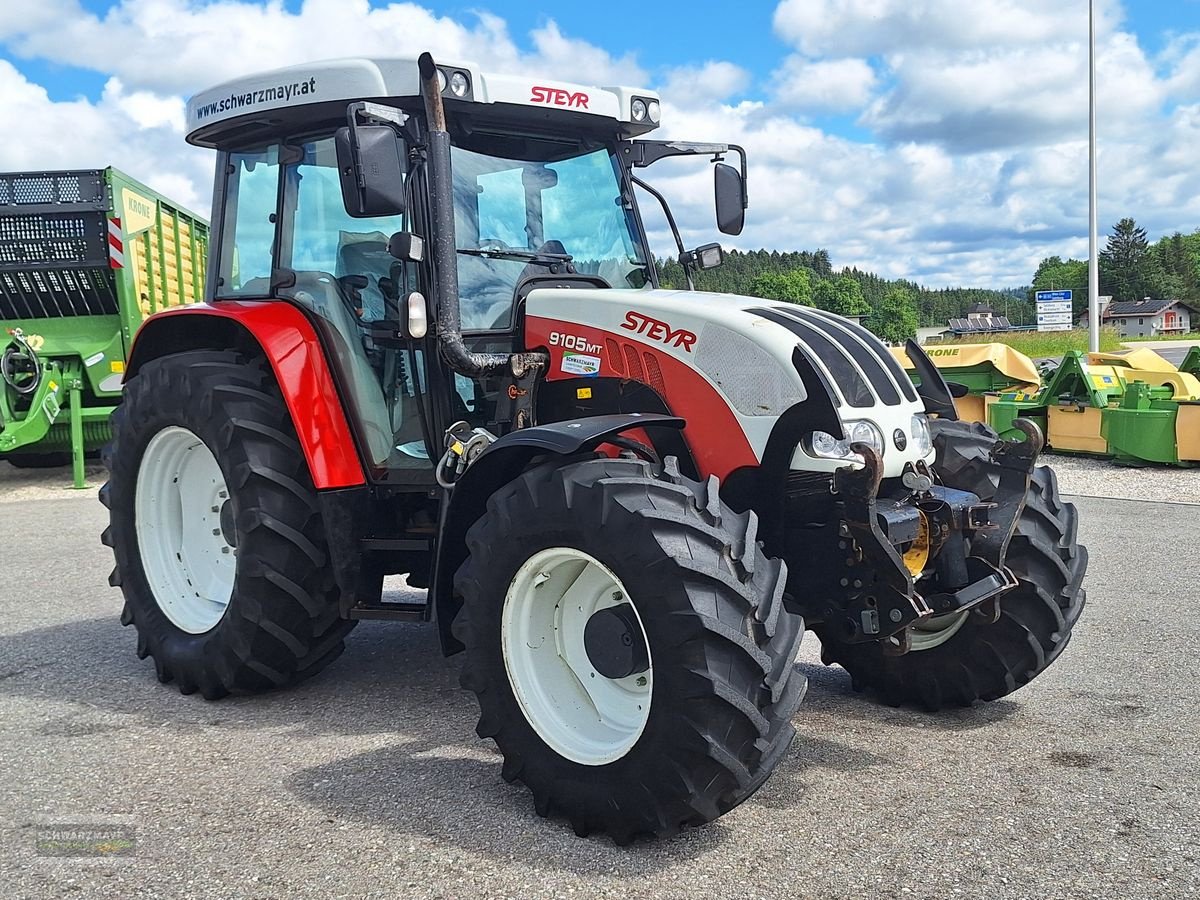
left=583, top=603, right=649, bottom=680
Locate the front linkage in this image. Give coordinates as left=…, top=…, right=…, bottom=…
left=789, top=419, right=1045, bottom=656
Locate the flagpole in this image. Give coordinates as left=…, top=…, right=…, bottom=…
left=1088, top=0, right=1100, bottom=352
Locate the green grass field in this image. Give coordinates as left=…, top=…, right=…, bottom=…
left=932, top=328, right=1123, bottom=357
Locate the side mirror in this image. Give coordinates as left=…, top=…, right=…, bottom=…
left=714, top=162, right=745, bottom=236
left=680, top=242, right=724, bottom=271
left=335, top=124, right=406, bottom=218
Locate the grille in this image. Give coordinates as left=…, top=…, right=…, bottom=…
left=695, top=323, right=806, bottom=416
left=0, top=213, right=106, bottom=267
left=606, top=338, right=667, bottom=396
left=0, top=267, right=119, bottom=319
left=0, top=170, right=107, bottom=212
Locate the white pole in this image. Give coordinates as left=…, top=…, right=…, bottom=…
left=1088, top=0, right=1100, bottom=352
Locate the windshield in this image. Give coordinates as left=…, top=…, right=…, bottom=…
left=451, top=144, right=650, bottom=330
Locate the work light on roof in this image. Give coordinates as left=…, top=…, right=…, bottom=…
left=449, top=71, right=470, bottom=97
left=647, top=100, right=661, bottom=123
left=631, top=99, right=647, bottom=122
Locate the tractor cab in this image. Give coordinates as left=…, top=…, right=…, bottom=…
left=184, top=55, right=744, bottom=482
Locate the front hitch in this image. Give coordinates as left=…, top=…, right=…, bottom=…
left=829, top=444, right=932, bottom=653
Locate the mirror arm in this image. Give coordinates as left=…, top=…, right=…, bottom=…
left=631, top=175, right=693, bottom=291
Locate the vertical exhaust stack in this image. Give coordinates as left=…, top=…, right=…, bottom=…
left=417, top=52, right=543, bottom=377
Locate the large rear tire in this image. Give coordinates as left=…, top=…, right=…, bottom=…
left=101, top=350, right=354, bottom=699
left=814, top=419, right=1087, bottom=710
left=453, top=456, right=807, bottom=843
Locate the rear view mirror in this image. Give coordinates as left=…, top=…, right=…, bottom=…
left=335, top=124, right=406, bottom=218
left=714, top=162, right=745, bottom=235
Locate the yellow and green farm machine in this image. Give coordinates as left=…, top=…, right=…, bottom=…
left=0, top=168, right=208, bottom=485
left=895, top=341, right=1200, bottom=466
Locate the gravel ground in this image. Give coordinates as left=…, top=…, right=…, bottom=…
left=1, top=479, right=1199, bottom=897
left=0, top=461, right=106, bottom=505
left=1040, top=454, right=1200, bottom=505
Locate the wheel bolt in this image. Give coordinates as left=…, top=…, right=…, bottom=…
left=890, top=609, right=903, bottom=623
left=212, top=528, right=221, bottom=536
left=636, top=676, right=647, bottom=687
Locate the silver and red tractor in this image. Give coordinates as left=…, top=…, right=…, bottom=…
left=102, top=54, right=1087, bottom=843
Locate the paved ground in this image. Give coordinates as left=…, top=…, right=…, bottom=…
left=1, top=484, right=1198, bottom=898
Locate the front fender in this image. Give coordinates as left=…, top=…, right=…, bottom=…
left=431, top=413, right=685, bottom=655
left=126, top=301, right=365, bottom=490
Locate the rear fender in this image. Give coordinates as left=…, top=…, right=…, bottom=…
left=125, top=301, right=365, bottom=489
left=431, top=413, right=685, bottom=655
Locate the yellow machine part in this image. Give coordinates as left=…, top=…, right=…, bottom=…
left=953, top=394, right=987, bottom=423
left=902, top=512, right=931, bottom=576
left=1177, top=404, right=1200, bottom=462
left=891, top=342, right=1042, bottom=387
left=125, top=196, right=204, bottom=318
left=1088, top=348, right=1177, bottom=373
left=1047, top=405, right=1108, bottom=454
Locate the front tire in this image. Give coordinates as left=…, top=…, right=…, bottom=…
left=101, top=350, right=354, bottom=699
left=815, top=419, right=1087, bottom=710
left=453, top=456, right=806, bottom=843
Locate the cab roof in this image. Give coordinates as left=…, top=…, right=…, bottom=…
left=186, top=56, right=661, bottom=148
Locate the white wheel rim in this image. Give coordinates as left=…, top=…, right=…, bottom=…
left=501, top=548, right=652, bottom=766
left=135, top=426, right=236, bottom=634
left=907, top=611, right=969, bottom=652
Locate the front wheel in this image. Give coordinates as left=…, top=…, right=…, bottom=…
left=815, top=419, right=1088, bottom=710
left=453, top=456, right=807, bottom=843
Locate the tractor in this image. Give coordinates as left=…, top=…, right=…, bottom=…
left=101, top=54, right=1087, bottom=843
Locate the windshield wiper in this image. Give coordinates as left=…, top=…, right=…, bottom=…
left=456, top=247, right=573, bottom=266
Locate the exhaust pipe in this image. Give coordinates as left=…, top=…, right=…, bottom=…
left=417, top=53, right=544, bottom=377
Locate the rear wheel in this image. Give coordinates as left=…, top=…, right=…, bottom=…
left=101, top=350, right=354, bottom=699
left=815, top=419, right=1087, bottom=710
left=454, top=456, right=807, bottom=843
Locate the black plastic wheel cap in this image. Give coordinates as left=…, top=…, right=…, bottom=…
left=583, top=603, right=649, bottom=680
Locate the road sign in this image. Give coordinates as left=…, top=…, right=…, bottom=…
left=1039, top=323, right=1072, bottom=332
left=1037, top=299, right=1073, bottom=314
left=1036, top=290, right=1073, bottom=303
left=1038, top=311, right=1074, bottom=326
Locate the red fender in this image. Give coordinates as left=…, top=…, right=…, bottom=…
left=127, top=301, right=366, bottom=490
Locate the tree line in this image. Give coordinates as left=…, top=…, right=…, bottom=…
left=656, top=249, right=1028, bottom=342
left=1029, top=219, right=1200, bottom=316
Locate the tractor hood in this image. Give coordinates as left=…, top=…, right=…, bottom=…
left=523, top=287, right=929, bottom=478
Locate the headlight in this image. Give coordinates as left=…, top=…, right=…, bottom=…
left=631, top=98, right=647, bottom=122
left=449, top=71, right=470, bottom=97
left=809, top=419, right=884, bottom=461
left=647, top=100, right=661, bottom=123
left=811, top=430, right=853, bottom=459
left=910, top=414, right=933, bottom=456
left=847, top=420, right=885, bottom=456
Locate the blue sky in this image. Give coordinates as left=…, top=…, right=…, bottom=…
left=2, top=0, right=1199, bottom=288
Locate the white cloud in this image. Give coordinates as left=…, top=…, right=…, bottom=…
left=773, top=56, right=877, bottom=110
left=660, top=61, right=750, bottom=106
left=0, top=60, right=211, bottom=212
left=0, top=0, right=1195, bottom=290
